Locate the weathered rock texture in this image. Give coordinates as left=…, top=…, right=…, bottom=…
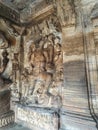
left=0, top=0, right=98, bottom=130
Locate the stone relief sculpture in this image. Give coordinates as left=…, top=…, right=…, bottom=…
left=11, top=15, right=63, bottom=108
left=11, top=53, right=20, bottom=101
left=0, top=1, right=97, bottom=130
left=20, top=31, right=62, bottom=107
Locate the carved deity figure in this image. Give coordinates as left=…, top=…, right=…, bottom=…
left=54, top=36, right=63, bottom=81
left=31, top=80, right=48, bottom=105
left=26, top=38, right=53, bottom=105
left=21, top=68, right=30, bottom=102
left=48, top=36, right=63, bottom=99
left=0, top=50, right=12, bottom=92
left=12, top=53, right=19, bottom=70
left=23, top=33, right=63, bottom=107
left=11, top=53, right=20, bottom=101
left=0, top=50, right=9, bottom=74
left=28, top=41, right=50, bottom=81
left=43, top=34, right=55, bottom=73
left=29, top=41, right=46, bottom=76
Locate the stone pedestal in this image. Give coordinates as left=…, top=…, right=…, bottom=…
left=15, top=104, right=59, bottom=130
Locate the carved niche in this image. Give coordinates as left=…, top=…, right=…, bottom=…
left=16, top=14, right=63, bottom=108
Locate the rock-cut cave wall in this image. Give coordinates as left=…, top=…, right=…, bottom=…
left=0, top=0, right=98, bottom=130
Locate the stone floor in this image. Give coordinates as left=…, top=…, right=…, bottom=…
left=0, top=123, right=31, bottom=130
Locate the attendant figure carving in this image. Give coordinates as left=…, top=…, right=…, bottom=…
left=0, top=50, right=12, bottom=92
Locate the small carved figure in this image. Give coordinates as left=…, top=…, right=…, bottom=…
left=54, top=36, right=63, bottom=81
left=24, top=31, right=63, bottom=107
left=12, top=53, right=19, bottom=81
left=33, top=71, right=52, bottom=94
left=32, top=80, right=45, bottom=104
left=43, top=34, right=55, bottom=73
left=10, top=82, right=19, bottom=101
left=29, top=40, right=46, bottom=75
left=28, top=42, right=36, bottom=63
left=11, top=53, right=20, bottom=101
left=0, top=50, right=9, bottom=74
left=0, top=50, right=12, bottom=92
left=21, top=68, right=30, bottom=99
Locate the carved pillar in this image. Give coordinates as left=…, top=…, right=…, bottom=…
left=0, top=19, right=15, bottom=127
